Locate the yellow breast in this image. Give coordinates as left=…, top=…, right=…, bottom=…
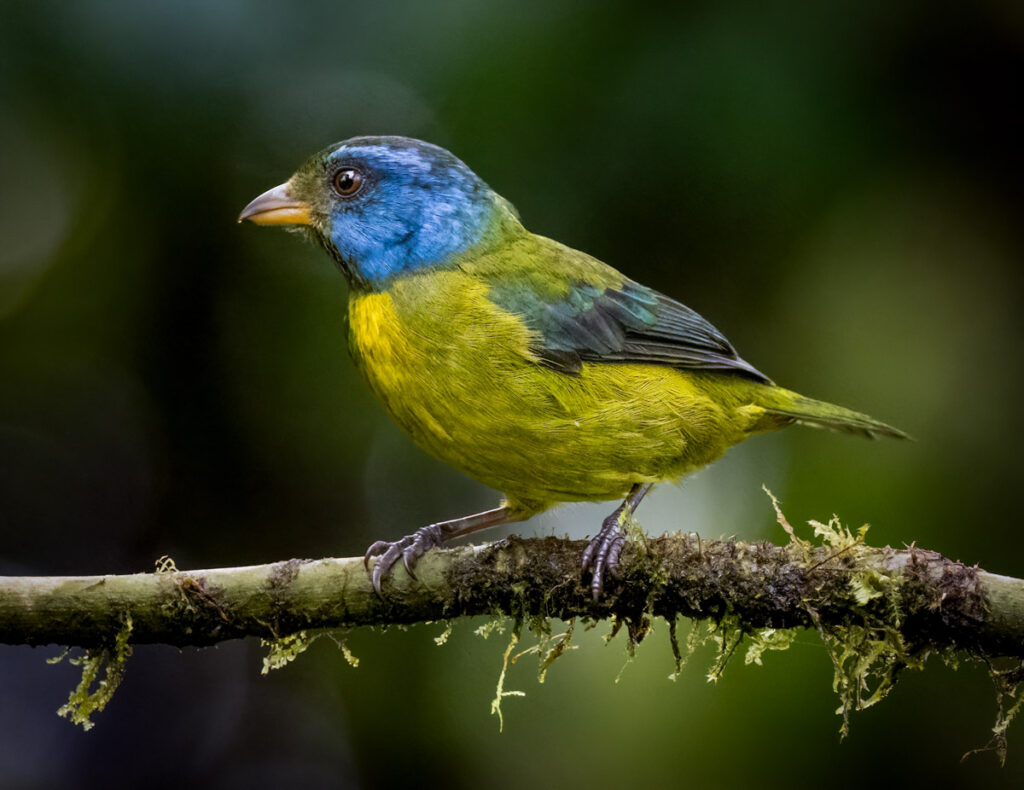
left=346, top=274, right=755, bottom=514
left=348, top=289, right=457, bottom=445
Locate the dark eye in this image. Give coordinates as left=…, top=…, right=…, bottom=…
left=332, top=167, right=364, bottom=197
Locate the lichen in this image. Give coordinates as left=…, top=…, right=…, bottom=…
left=55, top=614, right=133, bottom=731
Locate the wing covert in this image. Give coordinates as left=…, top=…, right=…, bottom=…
left=488, top=278, right=770, bottom=383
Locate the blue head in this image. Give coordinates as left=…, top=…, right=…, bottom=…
left=239, top=136, right=520, bottom=289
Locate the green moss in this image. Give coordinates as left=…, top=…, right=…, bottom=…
left=706, top=615, right=745, bottom=683
left=667, top=617, right=708, bottom=681
left=989, top=665, right=1024, bottom=765
left=261, top=630, right=316, bottom=674
left=763, top=489, right=923, bottom=737
left=261, top=628, right=360, bottom=674
left=474, top=615, right=508, bottom=640
left=488, top=617, right=525, bottom=732
left=433, top=620, right=455, bottom=646
left=535, top=619, right=576, bottom=684
left=820, top=622, right=917, bottom=738
left=511, top=615, right=577, bottom=684
left=744, top=628, right=798, bottom=666
left=338, top=640, right=360, bottom=668
left=55, top=614, right=133, bottom=731
left=479, top=612, right=579, bottom=731
left=962, top=661, right=1024, bottom=764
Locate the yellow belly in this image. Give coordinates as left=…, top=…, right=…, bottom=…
left=347, top=275, right=759, bottom=515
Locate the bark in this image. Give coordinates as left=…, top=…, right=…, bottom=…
left=0, top=535, right=1021, bottom=658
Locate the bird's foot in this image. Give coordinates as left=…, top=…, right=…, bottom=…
left=363, top=524, right=444, bottom=596
left=581, top=510, right=627, bottom=601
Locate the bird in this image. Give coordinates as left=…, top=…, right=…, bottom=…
left=239, top=135, right=907, bottom=599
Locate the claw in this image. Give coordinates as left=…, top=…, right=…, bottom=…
left=364, top=540, right=391, bottom=571
left=363, top=524, right=445, bottom=596
left=370, top=542, right=405, bottom=596
left=402, top=547, right=420, bottom=579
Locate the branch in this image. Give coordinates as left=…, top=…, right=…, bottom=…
left=1, top=533, right=1022, bottom=657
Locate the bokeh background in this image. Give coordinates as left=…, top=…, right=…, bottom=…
left=2, top=1, right=1023, bottom=787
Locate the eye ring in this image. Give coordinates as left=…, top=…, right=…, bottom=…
left=332, top=167, right=365, bottom=198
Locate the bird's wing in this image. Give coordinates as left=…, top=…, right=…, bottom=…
left=483, top=243, right=770, bottom=383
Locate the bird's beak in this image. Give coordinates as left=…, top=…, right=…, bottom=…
left=237, top=182, right=312, bottom=226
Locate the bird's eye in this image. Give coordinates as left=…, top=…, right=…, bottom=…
left=332, top=167, right=364, bottom=197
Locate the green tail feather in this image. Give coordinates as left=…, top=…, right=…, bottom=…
left=760, top=390, right=910, bottom=440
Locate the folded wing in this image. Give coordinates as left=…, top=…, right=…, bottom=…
left=488, top=276, right=770, bottom=383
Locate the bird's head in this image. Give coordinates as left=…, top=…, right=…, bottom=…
left=239, top=136, right=519, bottom=288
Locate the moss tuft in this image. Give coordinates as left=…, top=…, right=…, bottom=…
left=962, top=660, right=1024, bottom=764
left=744, top=628, right=798, bottom=666
left=55, top=614, right=133, bottom=731
left=488, top=617, right=525, bottom=732
left=429, top=620, right=453, bottom=646
left=667, top=617, right=708, bottom=681
left=261, top=630, right=317, bottom=674
left=706, top=615, right=745, bottom=683
left=260, top=628, right=360, bottom=673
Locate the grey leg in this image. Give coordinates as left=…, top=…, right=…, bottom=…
left=364, top=506, right=514, bottom=595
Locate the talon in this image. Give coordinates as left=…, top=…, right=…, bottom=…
left=363, top=524, right=447, bottom=596
left=364, top=540, right=390, bottom=571
left=370, top=542, right=405, bottom=596
left=402, top=547, right=420, bottom=579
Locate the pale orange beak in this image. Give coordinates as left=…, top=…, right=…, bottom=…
left=237, top=182, right=312, bottom=226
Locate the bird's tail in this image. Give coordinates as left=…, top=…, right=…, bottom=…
left=755, top=387, right=910, bottom=440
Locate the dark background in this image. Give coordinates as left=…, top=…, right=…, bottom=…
left=2, top=1, right=1023, bottom=787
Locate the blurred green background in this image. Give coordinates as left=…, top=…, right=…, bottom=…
left=2, top=1, right=1023, bottom=787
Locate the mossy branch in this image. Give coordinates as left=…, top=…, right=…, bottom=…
left=1, top=533, right=1021, bottom=657
left=7, top=510, right=1024, bottom=754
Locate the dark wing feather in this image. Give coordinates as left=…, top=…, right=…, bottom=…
left=489, top=279, right=771, bottom=383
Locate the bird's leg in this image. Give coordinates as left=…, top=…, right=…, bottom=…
left=581, top=483, right=653, bottom=600
left=364, top=506, right=515, bottom=595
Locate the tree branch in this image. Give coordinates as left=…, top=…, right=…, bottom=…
left=1, top=534, right=1022, bottom=658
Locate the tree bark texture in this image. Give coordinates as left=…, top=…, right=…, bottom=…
left=1, top=535, right=1021, bottom=658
